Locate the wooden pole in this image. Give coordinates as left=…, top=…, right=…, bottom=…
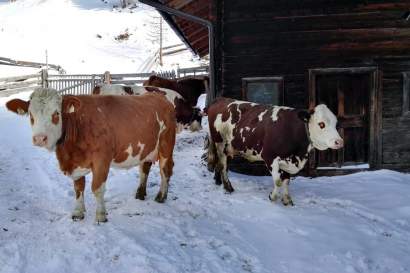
left=159, top=17, right=163, bottom=66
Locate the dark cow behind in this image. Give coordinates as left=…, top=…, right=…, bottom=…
left=207, top=97, right=343, bottom=205
left=143, top=75, right=209, bottom=107
left=93, top=84, right=202, bottom=132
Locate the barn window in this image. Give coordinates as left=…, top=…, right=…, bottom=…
left=242, top=77, right=284, bottom=105
left=403, top=72, right=410, bottom=115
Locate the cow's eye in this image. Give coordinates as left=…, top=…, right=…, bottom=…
left=318, top=122, right=325, bottom=129
left=29, top=112, right=34, bottom=125
left=51, top=111, right=60, bottom=125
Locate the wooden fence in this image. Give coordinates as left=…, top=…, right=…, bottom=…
left=0, top=72, right=43, bottom=97
left=0, top=66, right=209, bottom=96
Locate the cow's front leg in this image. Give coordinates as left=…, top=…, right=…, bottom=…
left=280, top=172, right=293, bottom=206
left=216, top=143, right=234, bottom=193
left=268, top=158, right=281, bottom=202
left=91, top=163, right=110, bottom=223
left=281, top=178, right=294, bottom=206
left=72, top=176, right=86, bottom=221
left=136, top=162, right=152, bottom=200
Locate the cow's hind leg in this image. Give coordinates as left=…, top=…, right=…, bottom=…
left=91, top=161, right=110, bottom=223
left=206, top=135, right=217, bottom=173
left=281, top=172, right=294, bottom=206
left=156, top=155, right=173, bottom=203
left=136, top=162, right=152, bottom=200
left=208, top=137, right=223, bottom=185
left=216, top=143, right=234, bottom=193
left=155, top=125, right=175, bottom=203
left=72, top=176, right=86, bottom=221
left=268, top=158, right=281, bottom=202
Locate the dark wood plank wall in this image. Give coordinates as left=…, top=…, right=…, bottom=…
left=215, top=0, right=410, bottom=171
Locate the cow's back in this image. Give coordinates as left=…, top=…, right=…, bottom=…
left=208, top=97, right=309, bottom=159
left=57, top=93, right=176, bottom=175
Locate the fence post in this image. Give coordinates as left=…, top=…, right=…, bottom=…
left=41, top=69, right=48, bottom=88
left=103, top=71, right=111, bottom=84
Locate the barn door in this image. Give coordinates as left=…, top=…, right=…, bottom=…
left=309, top=68, right=380, bottom=171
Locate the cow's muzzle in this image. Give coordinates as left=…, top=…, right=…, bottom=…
left=33, top=134, right=48, bottom=147
left=331, top=139, right=344, bottom=149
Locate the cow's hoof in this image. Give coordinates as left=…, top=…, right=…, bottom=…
left=72, top=213, right=85, bottom=221
left=135, top=187, right=146, bottom=200
left=214, top=173, right=222, bottom=185
left=95, top=212, right=108, bottom=223
left=71, top=209, right=85, bottom=221
left=155, top=192, right=167, bottom=203
left=224, top=183, right=235, bottom=193
left=282, top=194, right=294, bottom=206
left=269, top=192, right=278, bottom=202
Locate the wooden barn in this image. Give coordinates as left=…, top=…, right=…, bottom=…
left=141, top=0, right=410, bottom=175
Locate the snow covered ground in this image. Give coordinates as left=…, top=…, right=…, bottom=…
left=0, top=92, right=410, bottom=273
left=0, top=0, right=201, bottom=77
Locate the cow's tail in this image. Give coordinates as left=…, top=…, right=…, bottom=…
left=205, top=134, right=218, bottom=172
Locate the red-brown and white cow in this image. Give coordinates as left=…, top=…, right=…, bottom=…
left=93, top=84, right=202, bottom=132
left=207, top=97, right=343, bottom=205
left=6, top=88, right=176, bottom=222
left=143, top=75, right=209, bottom=107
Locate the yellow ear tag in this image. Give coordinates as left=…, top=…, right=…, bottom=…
left=17, top=108, right=26, bottom=115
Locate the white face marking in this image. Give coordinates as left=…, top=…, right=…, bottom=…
left=28, top=88, right=63, bottom=151
left=67, top=167, right=90, bottom=180
left=308, top=104, right=343, bottom=150
left=189, top=120, right=202, bottom=132
left=271, top=106, right=293, bottom=122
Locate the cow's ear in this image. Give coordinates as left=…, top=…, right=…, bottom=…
left=6, top=99, right=29, bottom=115
left=298, top=110, right=311, bottom=123
left=63, top=96, right=82, bottom=114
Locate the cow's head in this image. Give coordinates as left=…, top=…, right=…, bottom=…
left=299, top=104, right=343, bottom=150
left=188, top=107, right=203, bottom=132
left=6, top=88, right=81, bottom=151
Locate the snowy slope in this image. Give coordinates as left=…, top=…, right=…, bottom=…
left=0, top=92, right=410, bottom=273
left=0, top=0, right=200, bottom=77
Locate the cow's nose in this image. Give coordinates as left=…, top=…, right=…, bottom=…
left=33, top=135, right=48, bottom=146
left=335, top=139, right=344, bottom=148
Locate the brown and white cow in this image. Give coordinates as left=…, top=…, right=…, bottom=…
left=93, top=84, right=202, bottom=132
left=207, top=97, right=343, bottom=206
left=6, top=88, right=176, bottom=222
left=143, top=75, right=208, bottom=107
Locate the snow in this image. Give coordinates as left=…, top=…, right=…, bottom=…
left=0, top=0, right=201, bottom=77
left=1, top=91, right=410, bottom=273
left=318, top=164, right=370, bottom=170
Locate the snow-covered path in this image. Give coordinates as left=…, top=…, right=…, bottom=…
left=0, top=93, right=410, bottom=273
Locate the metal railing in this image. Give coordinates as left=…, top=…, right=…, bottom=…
left=0, top=66, right=209, bottom=96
